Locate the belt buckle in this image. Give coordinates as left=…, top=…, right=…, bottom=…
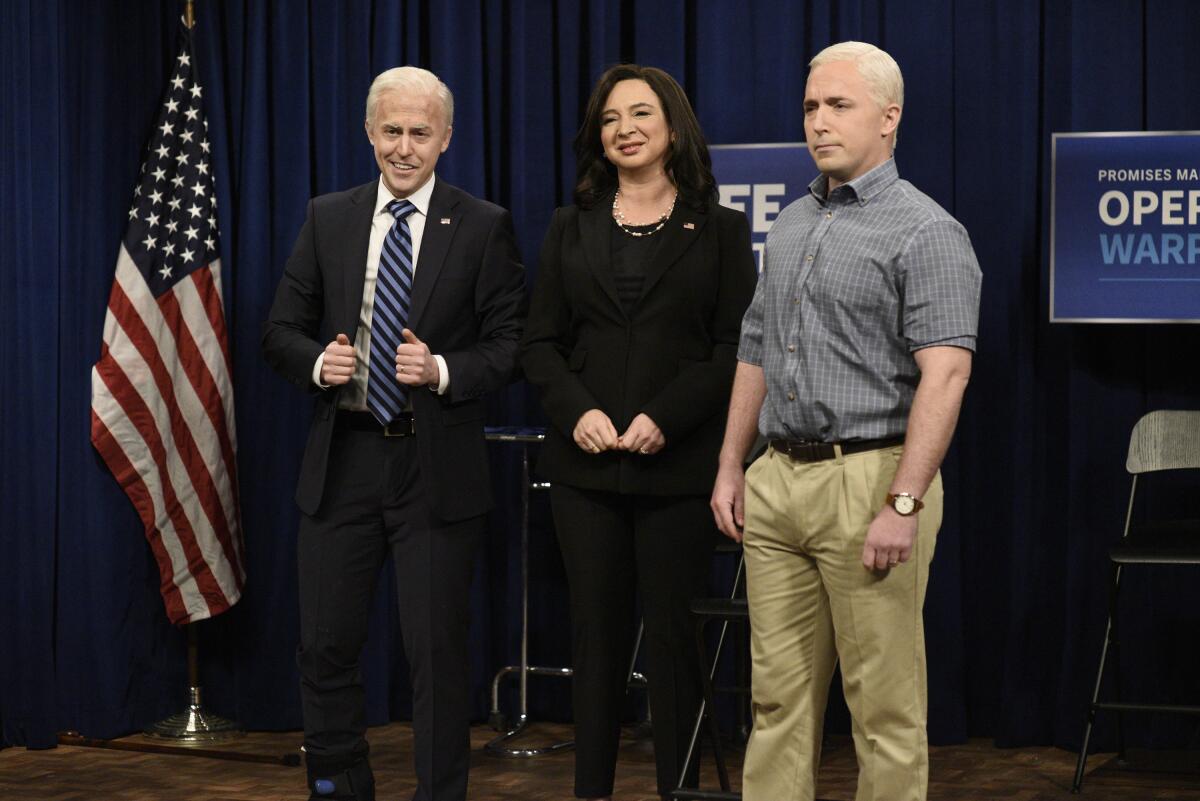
left=798, top=441, right=825, bottom=461
left=382, top=417, right=413, bottom=438
left=779, top=439, right=828, bottom=462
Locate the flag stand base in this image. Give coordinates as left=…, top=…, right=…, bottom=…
left=143, top=685, right=244, bottom=743
left=57, top=625, right=295, bottom=765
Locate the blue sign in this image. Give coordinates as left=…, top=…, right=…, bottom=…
left=1051, top=132, right=1200, bottom=322
left=712, top=144, right=819, bottom=273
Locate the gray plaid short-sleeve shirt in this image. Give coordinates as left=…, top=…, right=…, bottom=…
left=738, top=159, right=981, bottom=442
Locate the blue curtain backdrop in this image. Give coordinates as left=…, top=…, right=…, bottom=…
left=3, top=0, right=1200, bottom=754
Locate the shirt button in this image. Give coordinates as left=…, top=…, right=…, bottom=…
left=792, top=298, right=800, bottom=305
left=787, top=344, right=795, bottom=352
left=805, top=254, right=813, bottom=261
left=787, top=391, right=796, bottom=401
left=825, top=212, right=832, bottom=219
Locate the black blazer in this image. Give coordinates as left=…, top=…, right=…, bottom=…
left=521, top=197, right=756, bottom=496
left=262, top=178, right=525, bottom=520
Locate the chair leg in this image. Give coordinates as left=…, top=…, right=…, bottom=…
left=676, top=697, right=706, bottom=794
left=734, top=626, right=750, bottom=744
left=1072, top=563, right=1123, bottom=793
left=676, top=618, right=708, bottom=793
left=694, top=618, right=731, bottom=792
left=1109, top=566, right=1127, bottom=765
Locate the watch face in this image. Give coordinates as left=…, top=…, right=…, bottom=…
left=893, top=495, right=916, bottom=515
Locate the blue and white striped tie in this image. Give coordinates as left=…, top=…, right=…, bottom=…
left=367, top=198, right=417, bottom=426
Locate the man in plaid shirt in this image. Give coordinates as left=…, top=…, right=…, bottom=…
left=711, top=41, right=982, bottom=801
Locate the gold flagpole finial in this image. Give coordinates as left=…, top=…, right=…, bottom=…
left=185, top=0, right=195, bottom=29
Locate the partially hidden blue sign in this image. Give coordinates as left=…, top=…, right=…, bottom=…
left=1051, top=132, right=1200, bottom=322
left=711, top=144, right=819, bottom=273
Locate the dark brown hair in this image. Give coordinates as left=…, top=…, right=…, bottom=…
left=573, top=64, right=717, bottom=210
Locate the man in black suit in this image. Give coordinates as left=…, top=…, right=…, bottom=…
left=262, top=66, right=525, bottom=801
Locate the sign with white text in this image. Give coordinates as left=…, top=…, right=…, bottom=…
left=712, top=144, right=819, bottom=273
left=1051, top=132, right=1200, bottom=322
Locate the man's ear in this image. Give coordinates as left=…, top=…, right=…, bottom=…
left=881, top=104, right=902, bottom=137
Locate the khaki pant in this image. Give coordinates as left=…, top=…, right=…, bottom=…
left=740, top=445, right=942, bottom=801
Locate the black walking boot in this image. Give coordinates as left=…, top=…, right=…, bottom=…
left=305, top=753, right=375, bottom=801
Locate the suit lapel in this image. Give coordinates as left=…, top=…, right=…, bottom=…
left=638, top=203, right=707, bottom=302
left=579, top=199, right=622, bottom=315
left=343, top=181, right=378, bottom=332
left=407, top=178, right=461, bottom=331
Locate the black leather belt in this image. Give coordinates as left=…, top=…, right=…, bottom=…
left=337, top=410, right=416, bottom=438
left=770, top=436, right=903, bottom=463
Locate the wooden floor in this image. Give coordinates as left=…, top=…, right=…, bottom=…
left=2, top=722, right=1198, bottom=800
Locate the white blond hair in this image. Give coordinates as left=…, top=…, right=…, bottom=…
left=365, top=66, right=454, bottom=128
left=810, top=41, right=903, bottom=148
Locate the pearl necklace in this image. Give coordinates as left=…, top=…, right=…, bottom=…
left=612, top=189, right=677, bottom=237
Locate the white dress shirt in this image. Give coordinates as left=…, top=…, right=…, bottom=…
left=312, top=174, right=450, bottom=406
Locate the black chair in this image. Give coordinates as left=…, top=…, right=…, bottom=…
left=1072, top=410, right=1200, bottom=793
left=672, top=541, right=748, bottom=801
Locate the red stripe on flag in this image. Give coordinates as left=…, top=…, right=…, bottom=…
left=93, top=344, right=223, bottom=622
left=106, top=282, right=237, bottom=612
left=90, top=403, right=189, bottom=625
left=192, top=266, right=234, bottom=378
left=158, top=286, right=245, bottom=586
left=190, top=267, right=245, bottom=554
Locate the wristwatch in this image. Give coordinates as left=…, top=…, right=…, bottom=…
left=885, top=492, right=924, bottom=516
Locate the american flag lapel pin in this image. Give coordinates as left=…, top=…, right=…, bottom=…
left=683, top=222, right=695, bottom=230
left=440, top=217, right=451, bottom=224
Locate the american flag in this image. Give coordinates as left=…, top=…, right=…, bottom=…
left=90, top=23, right=245, bottom=626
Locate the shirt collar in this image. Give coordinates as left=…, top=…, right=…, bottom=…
left=375, top=173, right=436, bottom=218
left=808, top=158, right=899, bottom=206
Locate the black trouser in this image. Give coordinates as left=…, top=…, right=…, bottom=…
left=550, top=484, right=715, bottom=798
left=297, top=426, right=483, bottom=801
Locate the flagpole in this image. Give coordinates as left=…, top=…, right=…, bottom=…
left=140, top=1, right=240, bottom=744
left=143, top=623, right=245, bottom=743
left=77, top=0, right=267, bottom=765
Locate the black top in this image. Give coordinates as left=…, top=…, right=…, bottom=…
left=609, top=218, right=664, bottom=314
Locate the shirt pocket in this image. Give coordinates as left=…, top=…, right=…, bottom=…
left=805, top=254, right=893, bottom=315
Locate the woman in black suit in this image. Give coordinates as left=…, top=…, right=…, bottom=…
left=521, top=64, right=757, bottom=800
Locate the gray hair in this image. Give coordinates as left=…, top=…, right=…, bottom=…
left=809, top=41, right=904, bottom=111
left=365, top=66, right=455, bottom=129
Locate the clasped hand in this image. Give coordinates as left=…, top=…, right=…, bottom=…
left=573, top=410, right=664, bottom=456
